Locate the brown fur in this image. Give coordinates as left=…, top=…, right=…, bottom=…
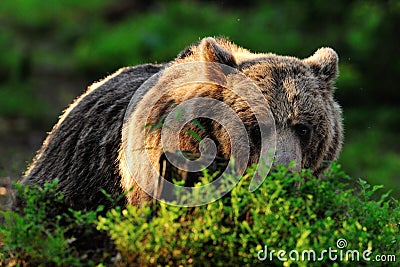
left=21, top=37, right=343, bottom=210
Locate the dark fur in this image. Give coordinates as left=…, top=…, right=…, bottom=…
left=22, top=64, right=164, bottom=210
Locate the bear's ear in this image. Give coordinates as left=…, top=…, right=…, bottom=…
left=304, top=47, right=339, bottom=84
left=199, top=37, right=237, bottom=68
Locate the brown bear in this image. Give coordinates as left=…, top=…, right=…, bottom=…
left=21, top=37, right=343, bottom=210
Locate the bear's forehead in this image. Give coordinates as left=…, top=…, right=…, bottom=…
left=236, top=57, right=325, bottom=125
left=239, top=55, right=310, bottom=77
left=239, top=57, right=319, bottom=94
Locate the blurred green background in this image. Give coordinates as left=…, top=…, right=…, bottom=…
left=0, top=0, right=399, bottom=197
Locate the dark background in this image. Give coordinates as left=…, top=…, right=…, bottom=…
left=0, top=0, right=399, bottom=202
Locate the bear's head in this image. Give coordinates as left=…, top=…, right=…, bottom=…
left=173, top=37, right=343, bottom=174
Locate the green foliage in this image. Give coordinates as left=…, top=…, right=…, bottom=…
left=0, top=180, right=112, bottom=266
left=0, top=0, right=399, bottom=194
left=0, top=180, right=81, bottom=266
left=98, top=164, right=399, bottom=266
left=2, top=165, right=398, bottom=266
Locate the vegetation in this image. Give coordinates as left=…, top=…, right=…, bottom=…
left=1, top=164, right=399, bottom=266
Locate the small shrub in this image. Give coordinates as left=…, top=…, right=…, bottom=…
left=0, top=180, right=81, bottom=266
left=0, top=180, right=114, bottom=266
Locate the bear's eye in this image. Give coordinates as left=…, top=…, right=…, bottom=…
left=294, top=124, right=312, bottom=141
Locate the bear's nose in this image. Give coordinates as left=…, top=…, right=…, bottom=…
left=273, top=151, right=301, bottom=172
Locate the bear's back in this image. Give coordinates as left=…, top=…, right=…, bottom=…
left=22, top=64, right=164, bottom=210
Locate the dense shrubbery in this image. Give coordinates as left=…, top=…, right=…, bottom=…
left=1, top=164, right=398, bottom=266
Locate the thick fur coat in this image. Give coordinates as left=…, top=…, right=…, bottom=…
left=22, top=37, right=343, bottom=210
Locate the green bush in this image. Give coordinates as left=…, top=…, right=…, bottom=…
left=0, top=180, right=81, bottom=266
left=0, top=180, right=116, bottom=266
left=1, top=164, right=398, bottom=266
